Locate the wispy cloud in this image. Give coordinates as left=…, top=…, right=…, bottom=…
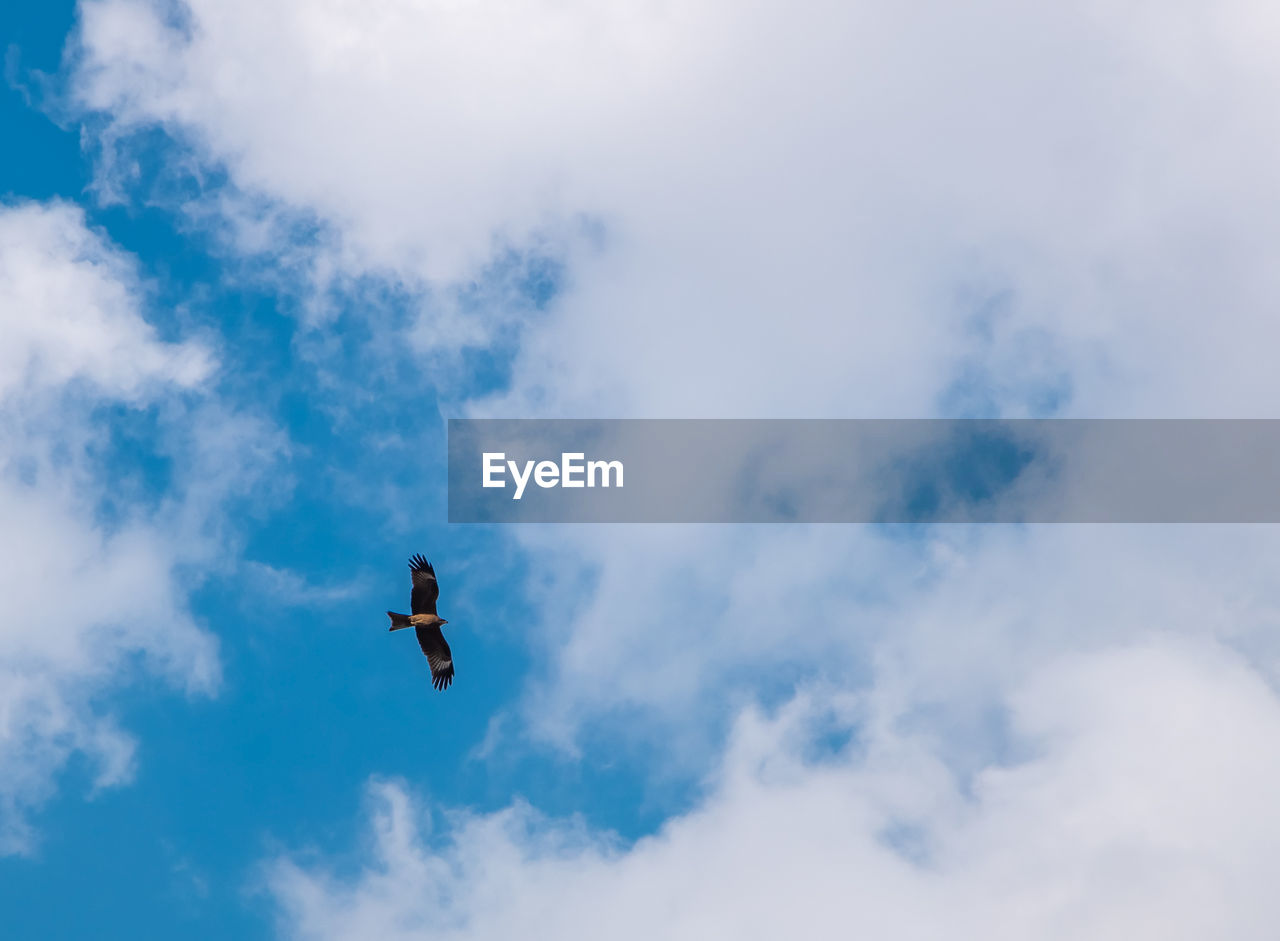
left=241, top=561, right=369, bottom=610
left=0, top=200, right=276, bottom=853
left=62, top=0, right=1280, bottom=932
left=268, top=646, right=1280, bottom=939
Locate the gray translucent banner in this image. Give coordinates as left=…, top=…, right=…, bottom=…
left=447, top=419, right=1280, bottom=523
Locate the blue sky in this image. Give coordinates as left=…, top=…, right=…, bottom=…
left=0, top=6, right=683, bottom=937
left=7, top=2, right=1280, bottom=939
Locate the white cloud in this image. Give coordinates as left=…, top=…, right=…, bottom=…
left=503, top=523, right=1280, bottom=771
left=64, top=0, right=1280, bottom=734
left=0, top=201, right=212, bottom=399
left=65, top=0, right=1280, bottom=931
left=0, top=201, right=249, bottom=853
left=70, top=0, right=1280, bottom=416
left=268, top=640, right=1280, bottom=940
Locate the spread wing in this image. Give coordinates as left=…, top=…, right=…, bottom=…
left=409, top=554, right=439, bottom=615
left=415, top=625, right=454, bottom=691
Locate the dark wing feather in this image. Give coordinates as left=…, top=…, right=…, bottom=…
left=409, top=554, right=439, bottom=615
left=415, top=624, right=454, bottom=691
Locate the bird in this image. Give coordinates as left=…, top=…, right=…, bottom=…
left=387, top=554, right=454, bottom=691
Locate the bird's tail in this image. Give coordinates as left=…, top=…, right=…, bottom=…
left=387, top=611, right=413, bottom=631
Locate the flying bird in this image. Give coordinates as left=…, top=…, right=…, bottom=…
left=387, top=554, right=454, bottom=691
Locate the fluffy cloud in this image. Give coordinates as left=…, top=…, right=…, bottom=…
left=65, top=0, right=1280, bottom=932
left=269, top=640, right=1280, bottom=940
left=0, top=201, right=248, bottom=853
left=71, top=0, right=1280, bottom=416
left=68, top=0, right=1280, bottom=720
left=508, top=524, right=1280, bottom=751
left=0, top=202, right=212, bottom=400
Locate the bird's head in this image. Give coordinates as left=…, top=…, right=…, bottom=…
left=439, top=618, right=449, bottom=625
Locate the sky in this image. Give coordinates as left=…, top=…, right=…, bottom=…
left=5, top=1, right=1280, bottom=938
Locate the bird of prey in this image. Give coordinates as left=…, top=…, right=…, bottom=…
left=387, top=554, right=454, bottom=691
